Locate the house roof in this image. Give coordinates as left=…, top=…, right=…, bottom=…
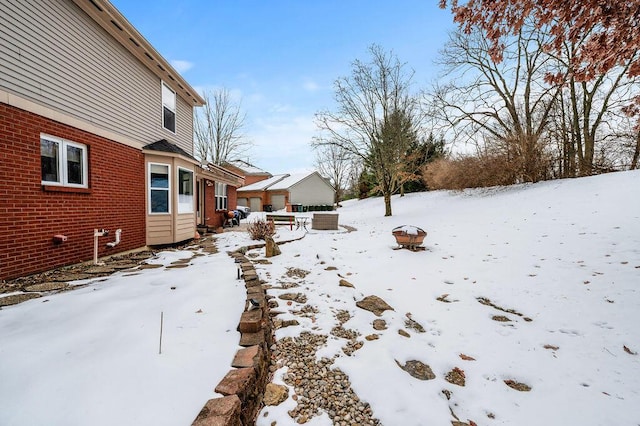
left=143, top=139, right=196, bottom=160
left=237, top=174, right=288, bottom=192
left=199, top=163, right=244, bottom=187
left=72, top=0, right=205, bottom=107
left=237, top=171, right=335, bottom=192
left=224, top=160, right=271, bottom=176
left=268, top=172, right=319, bottom=191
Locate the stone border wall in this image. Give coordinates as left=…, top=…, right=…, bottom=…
left=191, top=234, right=307, bottom=426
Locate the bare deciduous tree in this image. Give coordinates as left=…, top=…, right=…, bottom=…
left=314, top=143, right=353, bottom=206
left=313, top=44, right=422, bottom=216
left=433, top=25, right=562, bottom=182
left=194, top=88, right=250, bottom=165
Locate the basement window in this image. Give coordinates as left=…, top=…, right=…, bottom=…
left=40, top=134, right=88, bottom=188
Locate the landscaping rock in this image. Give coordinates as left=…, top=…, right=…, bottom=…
left=356, top=295, right=394, bottom=316
left=265, top=236, right=281, bottom=258
left=372, top=319, right=387, bottom=330
left=263, top=383, right=289, bottom=406
left=24, top=282, right=68, bottom=292
left=0, top=293, right=41, bottom=307
left=339, top=279, right=354, bottom=288
left=396, top=359, right=436, bottom=381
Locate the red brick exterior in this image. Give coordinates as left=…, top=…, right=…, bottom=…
left=202, top=184, right=240, bottom=229
left=0, top=103, right=146, bottom=281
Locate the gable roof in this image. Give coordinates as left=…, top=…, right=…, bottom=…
left=72, top=0, right=204, bottom=107
left=268, top=172, right=319, bottom=190
left=224, top=160, right=272, bottom=176
left=237, top=174, right=288, bottom=192
left=237, top=171, right=335, bottom=192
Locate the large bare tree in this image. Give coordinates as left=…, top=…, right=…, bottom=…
left=440, top=0, right=640, bottom=118
left=313, top=44, right=422, bottom=216
left=194, top=88, right=249, bottom=165
left=433, top=25, right=562, bottom=182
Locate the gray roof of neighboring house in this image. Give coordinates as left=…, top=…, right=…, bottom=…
left=236, top=174, right=288, bottom=192
left=226, top=160, right=271, bottom=176
left=268, top=172, right=318, bottom=190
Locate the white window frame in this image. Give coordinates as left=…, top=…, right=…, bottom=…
left=177, top=167, right=194, bottom=214
left=149, top=162, right=171, bottom=214
left=215, top=182, right=228, bottom=210
left=161, top=81, right=177, bottom=133
left=40, top=133, right=88, bottom=188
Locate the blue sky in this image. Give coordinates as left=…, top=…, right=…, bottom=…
left=111, top=1, right=456, bottom=174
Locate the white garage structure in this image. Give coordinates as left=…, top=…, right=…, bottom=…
left=237, top=171, right=335, bottom=212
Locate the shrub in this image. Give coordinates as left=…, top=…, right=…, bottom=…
left=247, top=219, right=275, bottom=240
left=422, top=155, right=519, bottom=190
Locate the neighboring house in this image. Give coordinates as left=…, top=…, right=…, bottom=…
left=237, top=171, right=335, bottom=212
left=223, top=159, right=272, bottom=188
left=0, top=0, right=211, bottom=280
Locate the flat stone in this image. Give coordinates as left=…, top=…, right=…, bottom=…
left=215, top=367, right=256, bottom=396
left=52, top=273, right=92, bottom=281
left=356, top=295, right=394, bottom=316
left=85, top=266, right=116, bottom=274
left=396, top=359, right=435, bottom=380
left=238, top=310, right=263, bottom=333
left=192, top=395, right=242, bottom=426
left=239, top=331, right=265, bottom=347
left=166, top=264, right=189, bottom=269
left=0, top=293, right=42, bottom=307
left=231, top=345, right=261, bottom=368
left=398, top=329, right=411, bottom=338
left=138, top=263, right=163, bottom=269
left=24, top=282, right=68, bottom=292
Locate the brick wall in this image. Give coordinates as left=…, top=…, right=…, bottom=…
left=0, top=103, right=146, bottom=281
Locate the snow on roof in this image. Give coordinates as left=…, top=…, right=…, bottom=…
left=237, top=174, right=288, bottom=191
left=267, top=172, right=317, bottom=190
left=226, top=160, right=270, bottom=175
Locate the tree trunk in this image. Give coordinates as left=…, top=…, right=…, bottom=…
left=383, top=192, right=392, bottom=217
left=631, top=131, right=640, bottom=170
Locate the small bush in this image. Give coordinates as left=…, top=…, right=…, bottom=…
left=247, top=219, right=275, bottom=241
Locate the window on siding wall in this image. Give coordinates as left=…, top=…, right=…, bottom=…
left=162, top=82, right=176, bottom=133
left=215, top=182, right=227, bottom=210
left=149, top=163, right=170, bottom=213
left=40, top=134, right=88, bottom=188
left=177, top=167, right=194, bottom=213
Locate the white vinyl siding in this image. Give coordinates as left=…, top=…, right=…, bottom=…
left=0, top=0, right=194, bottom=153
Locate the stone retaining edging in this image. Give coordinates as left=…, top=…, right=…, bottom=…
left=191, top=234, right=307, bottom=426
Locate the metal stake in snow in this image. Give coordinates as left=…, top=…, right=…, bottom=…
left=159, top=311, right=164, bottom=355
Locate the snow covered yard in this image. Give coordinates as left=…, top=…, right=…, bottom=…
left=0, top=244, right=250, bottom=426
left=1, top=170, right=639, bottom=425
left=255, top=170, right=640, bottom=425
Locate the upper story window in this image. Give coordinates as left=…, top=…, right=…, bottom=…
left=40, top=134, right=88, bottom=188
left=149, top=163, right=170, bottom=214
left=177, top=167, right=194, bottom=213
left=162, top=82, right=176, bottom=133
left=215, top=182, right=228, bottom=210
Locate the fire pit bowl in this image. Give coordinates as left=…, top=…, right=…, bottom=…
left=392, top=225, right=427, bottom=250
